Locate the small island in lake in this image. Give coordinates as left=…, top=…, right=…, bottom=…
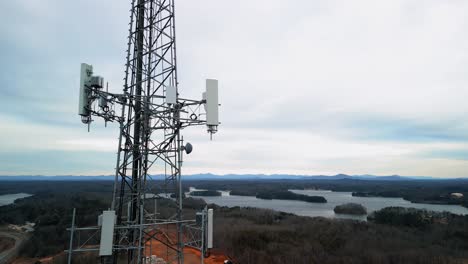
left=334, top=203, right=367, bottom=215
left=189, top=190, right=222, bottom=196
left=256, top=190, right=327, bottom=203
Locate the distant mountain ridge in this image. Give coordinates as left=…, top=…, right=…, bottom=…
left=0, top=174, right=466, bottom=181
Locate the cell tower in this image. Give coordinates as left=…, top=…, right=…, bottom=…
left=69, top=0, right=220, bottom=263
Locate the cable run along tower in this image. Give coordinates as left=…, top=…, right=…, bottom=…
left=71, top=0, right=220, bottom=263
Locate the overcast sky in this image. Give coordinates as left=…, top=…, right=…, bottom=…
left=1, top=0, right=468, bottom=177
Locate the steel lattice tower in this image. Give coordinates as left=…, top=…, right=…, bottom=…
left=69, top=0, right=219, bottom=263
left=112, top=0, right=183, bottom=262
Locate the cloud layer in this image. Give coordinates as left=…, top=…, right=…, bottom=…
left=1, top=0, right=468, bottom=177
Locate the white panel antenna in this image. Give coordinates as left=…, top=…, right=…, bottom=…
left=78, top=63, right=93, bottom=118
left=99, top=210, right=116, bottom=256
left=205, top=79, right=219, bottom=139
left=78, top=63, right=114, bottom=128
left=166, top=85, right=177, bottom=104
left=207, top=208, right=214, bottom=249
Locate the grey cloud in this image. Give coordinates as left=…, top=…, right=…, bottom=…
left=2, top=0, right=468, bottom=176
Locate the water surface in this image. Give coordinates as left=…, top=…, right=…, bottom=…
left=0, top=193, right=32, bottom=206
left=188, top=188, right=468, bottom=221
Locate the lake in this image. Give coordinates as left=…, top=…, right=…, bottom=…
left=188, top=188, right=468, bottom=221
left=0, top=193, right=32, bottom=206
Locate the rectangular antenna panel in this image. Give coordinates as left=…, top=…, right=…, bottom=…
left=79, top=63, right=93, bottom=116
left=205, top=79, right=219, bottom=126
left=99, top=210, right=116, bottom=256
left=166, top=85, right=177, bottom=104
left=207, top=208, right=213, bottom=249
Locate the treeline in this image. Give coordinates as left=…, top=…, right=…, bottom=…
left=353, top=191, right=468, bottom=206
left=0, top=180, right=205, bottom=262
left=0, top=192, right=110, bottom=257
left=0, top=181, right=114, bottom=259
left=256, top=190, right=326, bottom=203
left=2, top=180, right=468, bottom=264
left=334, top=203, right=367, bottom=215
left=213, top=205, right=468, bottom=264
left=369, top=207, right=461, bottom=228
left=0, top=180, right=115, bottom=196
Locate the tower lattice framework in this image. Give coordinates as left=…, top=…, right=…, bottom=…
left=111, top=0, right=199, bottom=262
left=68, top=0, right=218, bottom=262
